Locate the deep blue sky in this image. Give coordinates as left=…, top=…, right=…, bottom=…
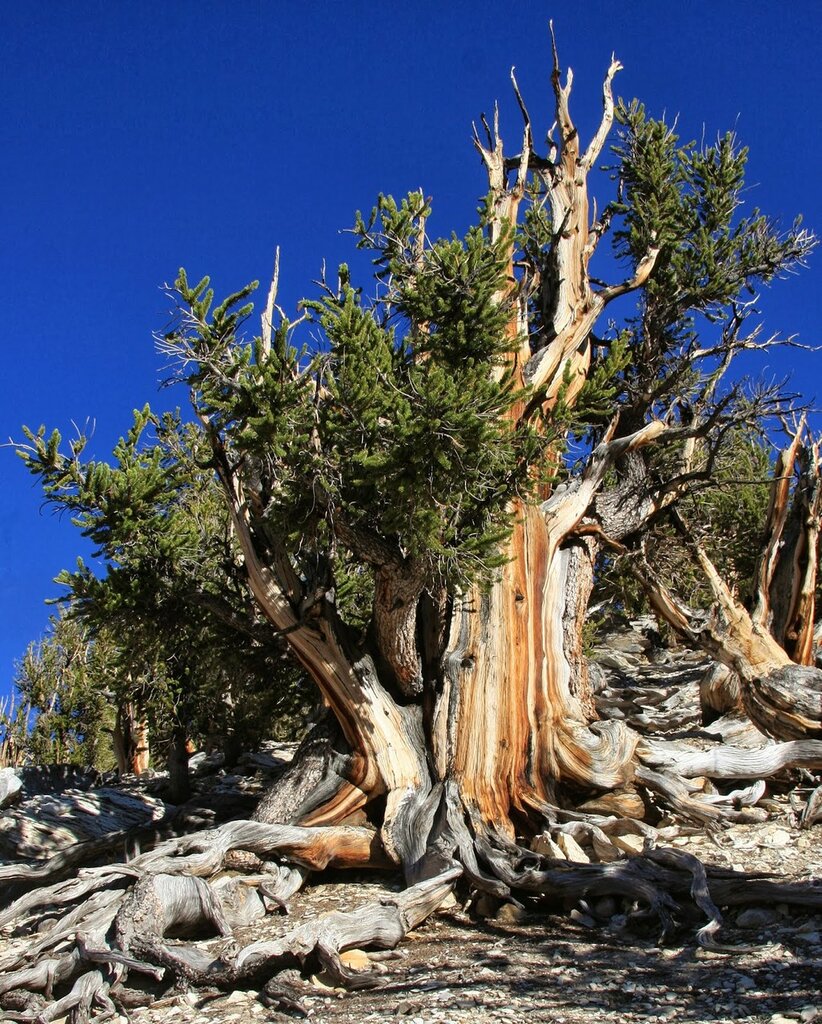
left=2, top=2, right=820, bottom=696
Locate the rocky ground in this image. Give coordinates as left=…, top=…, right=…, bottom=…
left=1, top=622, right=819, bottom=1024
left=70, top=812, right=818, bottom=1024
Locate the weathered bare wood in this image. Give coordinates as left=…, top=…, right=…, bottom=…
left=0, top=950, right=80, bottom=999
left=0, top=887, right=126, bottom=974
left=743, top=664, right=822, bottom=739
left=634, top=766, right=766, bottom=825
left=0, top=786, right=167, bottom=859
left=252, top=710, right=360, bottom=827
left=0, top=826, right=149, bottom=888
left=35, top=968, right=116, bottom=1024
left=634, top=540, right=822, bottom=740
left=115, top=873, right=233, bottom=952
left=235, top=867, right=462, bottom=987
left=801, top=783, right=822, bottom=828
left=639, top=736, right=822, bottom=779
left=76, top=932, right=166, bottom=981
left=645, top=847, right=724, bottom=949
left=752, top=424, right=806, bottom=629
left=0, top=871, right=129, bottom=932
left=699, top=663, right=742, bottom=723
left=9, top=44, right=822, bottom=1017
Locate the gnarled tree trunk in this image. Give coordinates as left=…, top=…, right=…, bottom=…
left=7, top=38, right=822, bottom=1021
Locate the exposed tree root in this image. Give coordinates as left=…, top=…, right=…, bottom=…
left=4, top=664, right=821, bottom=1023
left=2, top=774, right=821, bottom=1024
left=234, top=867, right=461, bottom=988
left=639, top=737, right=822, bottom=779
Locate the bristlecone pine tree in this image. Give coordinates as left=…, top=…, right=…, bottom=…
left=5, top=37, right=822, bottom=1016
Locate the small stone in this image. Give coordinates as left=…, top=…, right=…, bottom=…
left=592, top=896, right=618, bottom=920
left=339, top=948, right=371, bottom=970
left=800, top=1007, right=819, bottom=1023
left=310, top=973, right=338, bottom=991
left=532, top=833, right=565, bottom=859
left=596, top=652, right=634, bottom=671
left=570, top=908, right=597, bottom=928
left=591, top=833, right=622, bottom=862
left=556, top=832, right=590, bottom=863
left=767, top=828, right=792, bottom=848
left=225, top=990, right=253, bottom=1004
left=611, top=833, right=645, bottom=855
left=495, top=902, right=528, bottom=925
left=474, top=892, right=502, bottom=918
left=437, top=891, right=458, bottom=911
left=736, top=907, right=780, bottom=929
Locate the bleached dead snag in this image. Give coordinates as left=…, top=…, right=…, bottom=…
left=634, top=540, right=822, bottom=740
left=752, top=423, right=821, bottom=664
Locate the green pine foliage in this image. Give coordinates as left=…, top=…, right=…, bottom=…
left=12, top=614, right=116, bottom=771
left=168, top=201, right=546, bottom=594
left=15, top=86, right=817, bottom=771
left=17, top=409, right=313, bottom=762
left=610, top=100, right=812, bottom=425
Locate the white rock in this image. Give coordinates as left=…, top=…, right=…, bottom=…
left=225, top=990, right=253, bottom=1004
left=556, top=832, right=590, bottom=863
left=768, top=828, right=792, bottom=848
left=611, top=833, right=645, bottom=855
left=0, top=769, right=22, bottom=809
left=532, top=833, right=565, bottom=859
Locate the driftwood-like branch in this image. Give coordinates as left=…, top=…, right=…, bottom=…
left=36, top=969, right=116, bottom=1024
left=639, top=737, right=822, bottom=779
left=0, top=950, right=80, bottom=999
left=235, top=867, right=462, bottom=988
left=581, top=54, right=623, bottom=170
left=635, top=766, right=766, bottom=826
